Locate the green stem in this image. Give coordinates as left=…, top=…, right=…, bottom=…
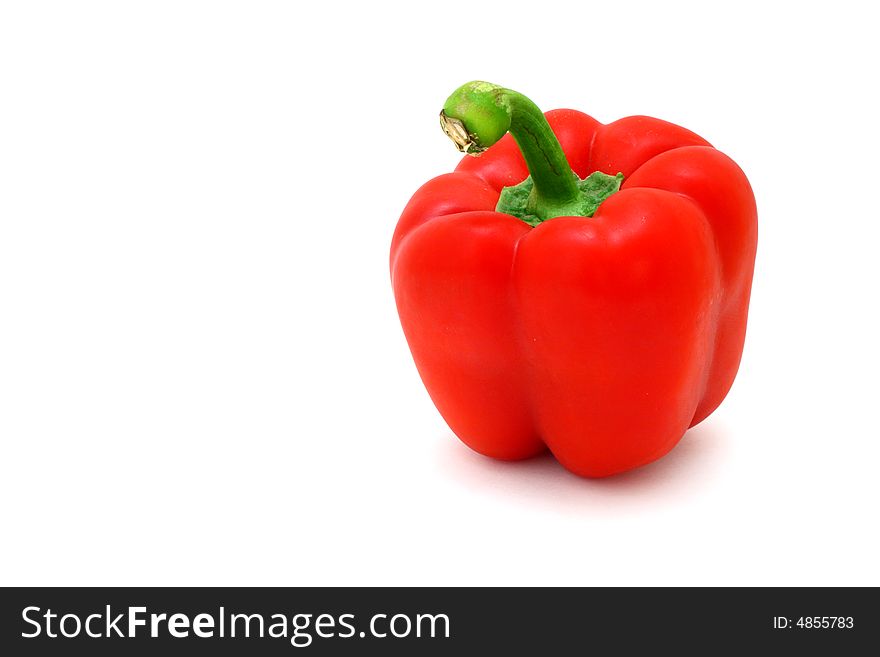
left=440, top=81, right=583, bottom=222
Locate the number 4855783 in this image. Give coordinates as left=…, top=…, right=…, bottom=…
left=797, top=617, right=853, bottom=629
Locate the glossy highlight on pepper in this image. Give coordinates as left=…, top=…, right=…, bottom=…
left=391, top=81, right=757, bottom=478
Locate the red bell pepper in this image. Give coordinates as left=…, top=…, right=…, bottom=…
left=390, top=82, right=757, bottom=477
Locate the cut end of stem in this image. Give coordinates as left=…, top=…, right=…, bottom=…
left=439, top=111, right=486, bottom=156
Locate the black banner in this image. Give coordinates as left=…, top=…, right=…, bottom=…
left=1, top=587, right=875, bottom=655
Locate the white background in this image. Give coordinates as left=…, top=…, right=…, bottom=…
left=1, top=1, right=878, bottom=586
